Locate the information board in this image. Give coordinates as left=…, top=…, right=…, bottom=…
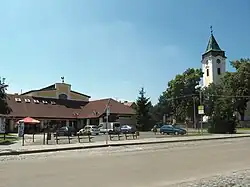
left=18, top=121, right=25, bottom=137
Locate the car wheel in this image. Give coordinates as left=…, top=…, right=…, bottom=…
left=175, top=131, right=179, bottom=135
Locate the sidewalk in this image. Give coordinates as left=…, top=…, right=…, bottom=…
left=1, top=134, right=250, bottom=156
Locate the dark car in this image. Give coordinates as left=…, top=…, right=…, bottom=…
left=55, top=126, right=77, bottom=136
left=160, top=124, right=186, bottom=135
left=120, top=125, right=136, bottom=134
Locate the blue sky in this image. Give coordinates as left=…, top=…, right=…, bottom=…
left=1, top=0, right=249, bottom=104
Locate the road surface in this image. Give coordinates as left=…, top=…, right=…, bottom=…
left=1, top=138, right=250, bottom=187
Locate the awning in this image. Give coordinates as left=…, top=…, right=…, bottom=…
left=18, top=117, right=40, bottom=124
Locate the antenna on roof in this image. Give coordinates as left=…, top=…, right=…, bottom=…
left=61, top=76, right=65, bottom=83
left=21, top=89, right=22, bottom=94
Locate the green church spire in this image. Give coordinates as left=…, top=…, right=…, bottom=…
left=205, top=26, right=222, bottom=53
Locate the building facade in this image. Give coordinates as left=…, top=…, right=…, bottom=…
left=5, top=80, right=136, bottom=132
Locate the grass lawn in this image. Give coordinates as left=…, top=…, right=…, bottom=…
left=237, top=128, right=250, bottom=131
left=187, top=132, right=210, bottom=136
left=0, top=134, right=19, bottom=145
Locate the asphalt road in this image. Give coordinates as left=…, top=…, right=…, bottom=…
left=1, top=138, right=250, bottom=187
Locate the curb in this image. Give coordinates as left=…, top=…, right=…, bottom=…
left=1, top=135, right=250, bottom=156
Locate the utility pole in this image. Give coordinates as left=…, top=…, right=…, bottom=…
left=105, top=99, right=111, bottom=145
left=193, top=96, right=196, bottom=129
left=200, top=90, right=203, bottom=134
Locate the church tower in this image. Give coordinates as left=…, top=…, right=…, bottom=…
left=201, top=27, right=226, bottom=87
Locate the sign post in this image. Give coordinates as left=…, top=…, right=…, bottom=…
left=0, top=117, right=5, bottom=134
left=18, top=120, right=25, bottom=146
left=198, top=105, right=204, bottom=134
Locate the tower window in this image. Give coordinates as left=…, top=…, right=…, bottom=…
left=206, top=69, right=209, bottom=76
left=217, top=68, right=221, bottom=75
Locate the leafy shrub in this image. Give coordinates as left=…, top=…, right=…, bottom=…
left=208, top=116, right=237, bottom=134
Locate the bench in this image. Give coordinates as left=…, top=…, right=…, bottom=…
left=124, top=133, right=138, bottom=140
left=109, top=134, right=124, bottom=141
left=53, top=133, right=73, bottom=144
left=77, top=134, right=94, bottom=143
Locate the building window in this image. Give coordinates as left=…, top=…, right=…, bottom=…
left=217, top=68, right=221, bottom=75
left=206, top=69, right=209, bottom=76
left=59, top=94, right=68, bottom=100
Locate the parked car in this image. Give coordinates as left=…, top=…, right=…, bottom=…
left=120, top=125, right=136, bottom=134
left=99, top=122, right=121, bottom=134
left=159, top=124, right=187, bottom=135
left=55, top=126, right=77, bottom=136
left=78, top=125, right=100, bottom=136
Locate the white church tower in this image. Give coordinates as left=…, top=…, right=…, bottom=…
left=201, top=27, right=226, bottom=87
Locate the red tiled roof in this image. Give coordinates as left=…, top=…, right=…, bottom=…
left=5, top=95, right=135, bottom=119
left=79, top=98, right=136, bottom=118
left=6, top=94, right=87, bottom=119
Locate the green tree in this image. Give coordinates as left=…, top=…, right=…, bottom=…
left=203, top=83, right=224, bottom=116
left=203, top=81, right=237, bottom=133
left=227, top=59, right=250, bottom=120
left=135, top=87, right=152, bottom=131
left=0, top=78, right=11, bottom=115
left=155, top=68, right=203, bottom=122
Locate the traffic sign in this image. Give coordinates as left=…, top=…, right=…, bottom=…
left=198, top=105, right=204, bottom=115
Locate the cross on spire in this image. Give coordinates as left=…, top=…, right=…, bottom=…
left=61, top=76, right=65, bottom=83
left=210, top=25, right=213, bottom=35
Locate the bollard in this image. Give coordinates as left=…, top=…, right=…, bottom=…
left=56, top=133, right=58, bottom=144
left=43, top=133, right=45, bottom=145
left=68, top=135, right=71, bottom=144
left=77, top=134, right=80, bottom=143
left=22, top=134, right=24, bottom=146
left=88, top=134, right=91, bottom=142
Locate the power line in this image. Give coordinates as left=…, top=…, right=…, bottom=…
left=166, top=94, right=250, bottom=101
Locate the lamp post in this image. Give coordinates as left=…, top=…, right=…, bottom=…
left=199, top=89, right=203, bottom=134
left=73, top=112, right=79, bottom=129
left=105, top=99, right=111, bottom=145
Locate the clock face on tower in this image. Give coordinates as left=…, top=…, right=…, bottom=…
left=205, top=60, right=208, bottom=65
left=217, top=59, right=221, bottom=64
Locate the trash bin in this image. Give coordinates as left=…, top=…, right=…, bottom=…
left=47, top=132, right=51, bottom=140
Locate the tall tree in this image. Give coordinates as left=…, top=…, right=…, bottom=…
left=135, top=87, right=152, bottom=131
left=0, top=78, right=11, bottom=115
left=155, top=68, right=203, bottom=122
left=229, top=59, right=250, bottom=120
